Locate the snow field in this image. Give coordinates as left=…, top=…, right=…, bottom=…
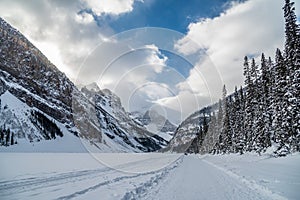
left=0, top=153, right=299, bottom=200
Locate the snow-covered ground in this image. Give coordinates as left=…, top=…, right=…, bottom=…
left=0, top=153, right=299, bottom=200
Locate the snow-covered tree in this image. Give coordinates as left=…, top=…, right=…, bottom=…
left=221, top=85, right=231, bottom=153
left=282, top=0, right=300, bottom=153
left=283, top=0, right=300, bottom=73
left=273, top=49, right=290, bottom=155
left=243, top=56, right=253, bottom=151
left=197, top=0, right=300, bottom=156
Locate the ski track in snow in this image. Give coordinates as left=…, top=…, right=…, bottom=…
left=121, top=157, right=183, bottom=200
left=0, top=167, right=112, bottom=195
left=201, top=157, right=288, bottom=200
left=0, top=155, right=183, bottom=200
left=1, top=154, right=298, bottom=200
left=139, top=155, right=292, bottom=200
left=59, top=157, right=183, bottom=200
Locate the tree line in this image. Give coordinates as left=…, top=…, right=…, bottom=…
left=30, top=110, right=64, bottom=140
left=0, top=126, right=16, bottom=146
left=189, top=0, right=300, bottom=156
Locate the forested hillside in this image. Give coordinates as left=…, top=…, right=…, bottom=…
left=188, top=0, right=300, bottom=156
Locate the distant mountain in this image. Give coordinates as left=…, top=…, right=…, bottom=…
left=131, top=109, right=177, bottom=142
left=162, top=106, right=214, bottom=153
left=81, top=85, right=168, bottom=151
left=0, top=18, right=166, bottom=152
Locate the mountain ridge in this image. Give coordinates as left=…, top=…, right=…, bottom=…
left=0, top=17, right=168, bottom=152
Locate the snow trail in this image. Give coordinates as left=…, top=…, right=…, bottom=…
left=0, top=153, right=298, bottom=200
left=202, top=157, right=288, bottom=200
left=58, top=156, right=183, bottom=200
left=141, top=155, right=291, bottom=200
left=0, top=153, right=182, bottom=200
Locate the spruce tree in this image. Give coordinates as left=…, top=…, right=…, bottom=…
left=214, top=99, right=223, bottom=154
left=230, top=89, right=238, bottom=153
left=283, top=0, right=300, bottom=152
left=255, top=54, right=272, bottom=153
left=273, top=49, right=290, bottom=155
left=0, top=127, right=3, bottom=144
left=202, top=113, right=208, bottom=134
left=232, top=86, right=244, bottom=153
left=5, top=129, right=10, bottom=146
left=201, top=112, right=217, bottom=154
left=220, top=85, right=231, bottom=153
left=11, top=132, right=14, bottom=146
left=248, top=58, right=259, bottom=151
left=268, top=56, right=276, bottom=141
left=283, top=0, right=300, bottom=73
left=239, top=86, right=246, bottom=153
left=243, top=56, right=253, bottom=151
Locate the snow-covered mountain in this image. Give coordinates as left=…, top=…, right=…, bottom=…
left=130, top=109, right=177, bottom=142
left=0, top=17, right=80, bottom=146
left=0, top=17, right=166, bottom=152
left=80, top=85, right=168, bottom=151
left=162, top=106, right=214, bottom=153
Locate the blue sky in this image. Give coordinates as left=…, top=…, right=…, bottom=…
left=90, top=0, right=243, bottom=82
left=99, top=0, right=243, bottom=34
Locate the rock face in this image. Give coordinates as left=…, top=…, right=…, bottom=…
left=0, top=18, right=73, bottom=125
left=0, top=17, right=81, bottom=146
left=81, top=86, right=168, bottom=152
left=162, top=106, right=214, bottom=153
left=0, top=17, right=166, bottom=152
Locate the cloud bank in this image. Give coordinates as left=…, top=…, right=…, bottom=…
left=175, top=0, right=300, bottom=94
left=1, top=0, right=299, bottom=124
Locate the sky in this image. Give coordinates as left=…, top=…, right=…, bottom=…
left=0, top=0, right=299, bottom=124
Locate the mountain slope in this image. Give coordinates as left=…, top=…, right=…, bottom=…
left=81, top=86, right=168, bottom=152
left=162, top=106, right=214, bottom=153
left=0, top=18, right=165, bottom=152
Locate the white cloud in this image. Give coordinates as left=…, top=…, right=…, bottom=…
left=82, top=0, right=137, bottom=16
left=152, top=56, right=220, bottom=122
left=154, top=89, right=212, bottom=123
left=75, top=12, right=94, bottom=24
left=144, top=44, right=168, bottom=73
left=139, top=82, right=172, bottom=101
left=175, top=0, right=300, bottom=94
left=0, top=0, right=140, bottom=80
left=85, top=44, right=169, bottom=112
left=86, top=44, right=168, bottom=88
left=1, top=0, right=297, bottom=124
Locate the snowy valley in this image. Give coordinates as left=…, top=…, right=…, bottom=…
left=1, top=0, right=300, bottom=200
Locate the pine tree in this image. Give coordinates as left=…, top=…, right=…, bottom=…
left=243, top=56, right=253, bottom=151
left=283, top=0, right=300, bottom=73
left=273, top=49, right=290, bottom=155
left=5, top=128, right=10, bottom=146
left=202, top=113, right=208, bottom=134
left=268, top=56, right=276, bottom=142
left=238, top=87, right=247, bottom=154
left=200, top=112, right=217, bottom=154
left=222, top=85, right=231, bottom=153
left=254, top=54, right=272, bottom=153
left=247, top=58, right=259, bottom=151
left=283, top=0, right=300, bottom=153
left=214, top=99, right=223, bottom=154
left=11, top=132, right=14, bottom=146
left=230, top=90, right=237, bottom=153
left=232, top=86, right=243, bottom=153
left=0, top=127, right=3, bottom=145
